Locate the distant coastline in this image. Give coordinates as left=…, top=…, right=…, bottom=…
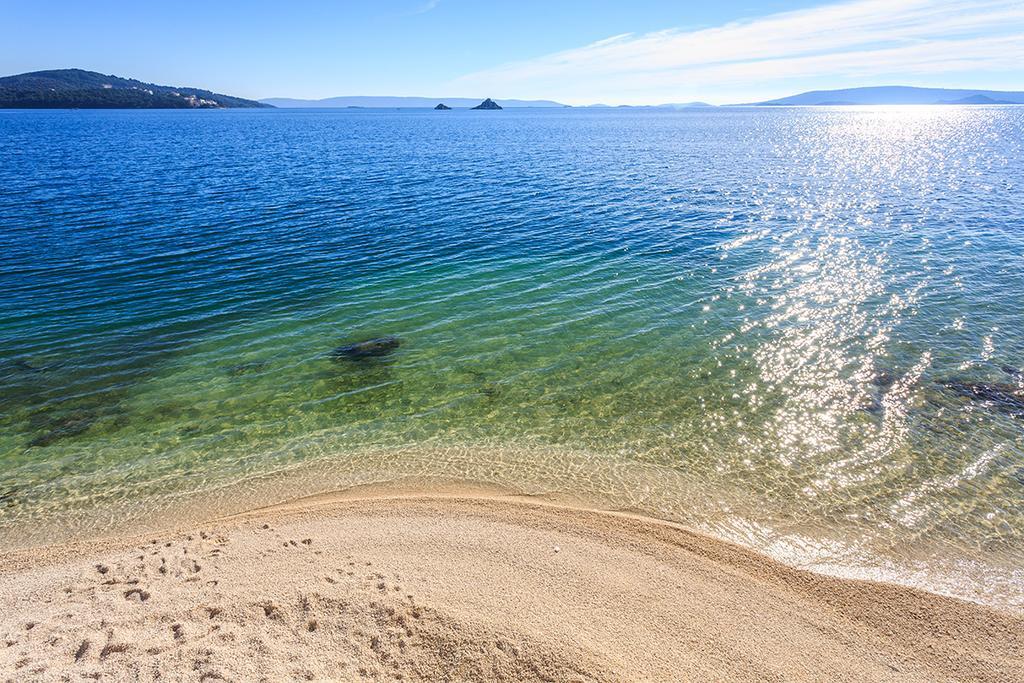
left=5, top=70, right=1023, bottom=110
left=746, top=85, right=1024, bottom=106
left=260, top=86, right=1024, bottom=109
left=260, top=95, right=567, bottom=108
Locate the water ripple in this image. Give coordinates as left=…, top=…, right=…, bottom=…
left=1, top=107, right=1023, bottom=609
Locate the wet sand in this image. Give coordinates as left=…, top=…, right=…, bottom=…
left=1, top=488, right=1021, bottom=682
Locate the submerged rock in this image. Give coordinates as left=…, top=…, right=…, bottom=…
left=331, top=336, right=402, bottom=361
left=28, top=410, right=97, bottom=447
left=1000, top=364, right=1022, bottom=379
left=1, top=357, right=58, bottom=377
left=942, top=379, right=1024, bottom=417
left=462, top=368, right=499, bottom=398
left=227, top=361, right=270, bottom=377
left=471, top=98, right=502, bottom=110
left=871, top=371, right=897, bottom=388
left=434, top=103, right=452, bottom=110
left=860, top=397, right=884, bottom=415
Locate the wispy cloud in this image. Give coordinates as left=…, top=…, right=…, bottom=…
left=409, top=0, right=440, bottom=16
left=449, top=0, right=1024, bottom=104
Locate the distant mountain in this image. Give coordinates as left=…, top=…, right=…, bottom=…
left=655, top=102, right=715, bottom=109
left=583, top=102, right=714, bottom=109
left=260, top=95, right=567, bottom=108
left=751, top=86, right=1024, bottom=106
left=937, top=94, right=1020, bottom=105
left=0, top=69, right=270, bottom=109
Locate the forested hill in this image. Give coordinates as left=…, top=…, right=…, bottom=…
left=0, top=69, right=271, bottom=108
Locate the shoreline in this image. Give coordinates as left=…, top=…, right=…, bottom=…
left=4, top=463, right=1022, bottom=613
left=1, top=488, right=1021, bottom=681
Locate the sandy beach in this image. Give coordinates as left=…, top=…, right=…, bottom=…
left=0, top=487, right=1020, bottom=682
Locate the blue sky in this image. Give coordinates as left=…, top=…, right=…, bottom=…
left=2, top=0, right=1022, bottom=104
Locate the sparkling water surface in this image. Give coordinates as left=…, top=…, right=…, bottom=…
left=1, top=107, right=1023, bottom=608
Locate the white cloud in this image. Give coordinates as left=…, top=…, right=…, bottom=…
left=449, top=0, right=1024, bottom=104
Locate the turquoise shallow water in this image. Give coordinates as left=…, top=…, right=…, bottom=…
left=1, top=106, right=1023, bottom=607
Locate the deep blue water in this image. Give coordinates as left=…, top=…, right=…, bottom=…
left=1, top=107, right=1023, bottom=607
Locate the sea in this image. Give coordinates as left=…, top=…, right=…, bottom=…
left=1, top=106, right=1022, bottom=609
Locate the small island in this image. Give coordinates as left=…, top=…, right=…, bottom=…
left=434, top=103, right=451, bottom=110
left=471, top=98, right=502, bottom=110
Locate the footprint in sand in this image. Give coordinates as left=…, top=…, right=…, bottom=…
left=99, top=642, right=129, bottom=660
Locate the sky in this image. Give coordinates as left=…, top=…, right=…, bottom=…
left=1, top=0, right=1023, bottom=105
